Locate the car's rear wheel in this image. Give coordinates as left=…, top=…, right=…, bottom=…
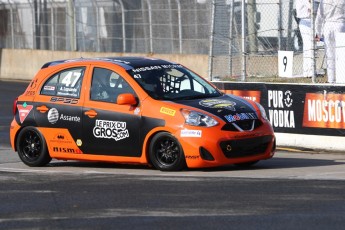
left=16, top=126, right=51, bottom=167
left=149, top=132, right=186, bottom=171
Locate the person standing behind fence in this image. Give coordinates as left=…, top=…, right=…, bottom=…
left=296, top=0, right=319, bottom=78
left=315, top=0, right=345, bottom=83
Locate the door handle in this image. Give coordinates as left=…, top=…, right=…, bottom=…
left=37, top=105, right=49, bottom=113
left=84, top=110, right=98, bottom=118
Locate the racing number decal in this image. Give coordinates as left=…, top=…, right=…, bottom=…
left=283, top=56, right=288, bottom=72
left=61, top=71, right=81, bottom=87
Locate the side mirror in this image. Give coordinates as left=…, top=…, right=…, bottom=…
left=117, top=93, right=137, bottom=105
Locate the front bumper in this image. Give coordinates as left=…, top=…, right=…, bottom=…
left=177, top=123, right=275, bottom=168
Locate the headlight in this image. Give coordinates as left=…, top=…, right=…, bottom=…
left=181, top=109, right=218, bottom=127
left=255, top=102, right=268, bottom=120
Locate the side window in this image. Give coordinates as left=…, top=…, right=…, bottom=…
left=90, top=67, right=135, bottom=103
left=40, top=67, right=85, bottom=98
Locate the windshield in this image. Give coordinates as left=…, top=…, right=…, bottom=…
left=128, top=65, right=222, bottom=100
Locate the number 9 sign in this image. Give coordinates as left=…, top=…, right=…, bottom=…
left=278, top=51, right=294, bottom=78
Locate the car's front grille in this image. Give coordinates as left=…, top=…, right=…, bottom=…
left=221, top=119, right=263, bottom=132
left=220, top=135, right=272, bottom=158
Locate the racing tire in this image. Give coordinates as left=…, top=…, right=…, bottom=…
left=149, top=132, right=186, bottom=171
left=16, top=126, right=52, bottom=167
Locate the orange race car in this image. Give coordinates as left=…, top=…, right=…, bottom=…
left=10, top=57, right=275, bottom=171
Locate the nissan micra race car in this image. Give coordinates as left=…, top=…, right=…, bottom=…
left=10, top=57, right=275, bottom=171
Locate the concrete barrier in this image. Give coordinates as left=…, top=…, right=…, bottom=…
left=0, top=49, right=209, bottom=81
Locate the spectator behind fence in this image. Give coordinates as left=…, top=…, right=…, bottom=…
left=296, top=0, right=319, bottom=78
left=315, top=0, right=345, bottom=83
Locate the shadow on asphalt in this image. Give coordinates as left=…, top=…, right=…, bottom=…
left=204, top=156, right=345, bottom=172
left=24, top=154, right=345, bottom=172
left=1, top=146, right=344, bottom=172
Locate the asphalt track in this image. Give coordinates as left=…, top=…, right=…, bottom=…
left=1, top=80, right=345, bottom=230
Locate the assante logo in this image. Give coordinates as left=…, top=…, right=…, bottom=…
left=47, top=108, right=81, bottom=124
left=48, top=108, right=59, bottom=124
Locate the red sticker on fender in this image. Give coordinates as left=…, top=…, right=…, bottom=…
left=17, top=103, right=33, bottom=123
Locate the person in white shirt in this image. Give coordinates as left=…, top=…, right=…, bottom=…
left=315, top=0, right=345, bottom=83
left=296, top=0, right=319, bottom=78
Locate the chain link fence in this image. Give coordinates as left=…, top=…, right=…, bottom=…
left=209, top=0, right=327, bottom=82
left=0, top=0, right=211, bottom=53
left=0, top=0, right=337, bottom=83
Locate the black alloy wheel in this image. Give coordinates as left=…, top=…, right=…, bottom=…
left=149, top=132, right=186, bottom=171
left=16, top=126, right=51, bottom=167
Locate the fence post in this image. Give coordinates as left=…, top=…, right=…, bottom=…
left=286, top=0, right=294, bottom=50
left=167, top=0, right=173, bottom=52
left=229, top=0, right=234, bottom=77
left=67, top=0, right=76, bottom=51
left=175, top=0, right=182, bottom=54
left=34, top=0, right=40, bottom=49
left=43, top=0, right=49, bottom=49
left=247, top=0, right=257, bottom=53
left=208, top=0, right=215, bottom=81
left=51, top=2, right=55, bottom=50
left=278, top=0, right=282, bottom=50
left=8, top=2, right=14, bottom=48
left=241, top=0, right=246, bottom=81
left=28, top=1, right=35, bottom=49
left=117, top=0, right=126, bottom=52
left=144, top=0, right=153, bottom=53
left=311, top=0, right=316, bottom=83
left=94, top=0, right=101, bottom=52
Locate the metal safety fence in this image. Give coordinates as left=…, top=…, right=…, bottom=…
left=209, top=0, right=329, bottom=83
left=0, top=0, right=342, bottom=83
left=0, top=0, right=210, bottom=53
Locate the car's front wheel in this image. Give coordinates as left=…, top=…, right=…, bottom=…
left=149, top=132, right=186, bottom=171
left=16, top=126, right=51, bottom=167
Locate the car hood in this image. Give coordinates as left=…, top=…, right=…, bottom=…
left=176, top=95, right=259, bottom=123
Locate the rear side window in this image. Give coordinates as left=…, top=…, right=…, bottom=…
left=40, top=67, right=85, bottom=98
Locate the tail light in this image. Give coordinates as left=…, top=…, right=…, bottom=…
left=13, top=98, right=18, bottom=115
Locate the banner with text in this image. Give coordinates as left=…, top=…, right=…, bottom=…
left=214, top=82, right=345, bottom=136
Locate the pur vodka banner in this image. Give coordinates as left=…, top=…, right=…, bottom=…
left=215, top=82, right=345, bottom=136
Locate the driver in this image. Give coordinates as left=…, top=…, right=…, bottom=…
left=138, top=70, right=164, bottom=97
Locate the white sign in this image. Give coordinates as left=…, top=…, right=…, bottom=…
left=336, top=33, right=345, bottom=84
left=278, top=51, right=294, bottom=78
